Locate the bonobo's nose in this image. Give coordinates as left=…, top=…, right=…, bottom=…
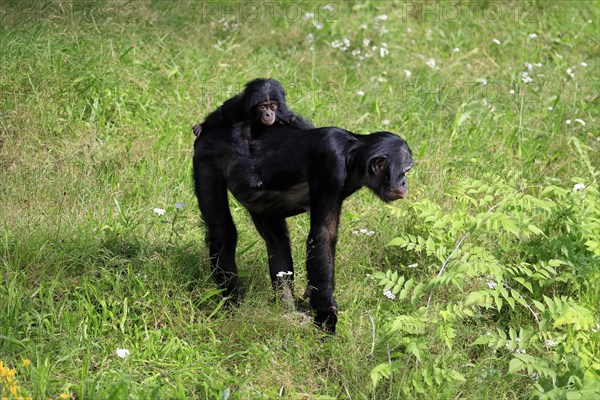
left=262, top=112, right=276, bottom=126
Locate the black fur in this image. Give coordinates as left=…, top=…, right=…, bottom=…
left=193, top=124, right=413, bottom=333
left=192, top=79, right=313, bottom=189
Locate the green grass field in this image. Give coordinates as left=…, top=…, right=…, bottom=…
left=1, top=1, right=599, bottom=399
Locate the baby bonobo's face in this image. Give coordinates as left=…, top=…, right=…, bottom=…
left=257, top=101, right=278, bottom=126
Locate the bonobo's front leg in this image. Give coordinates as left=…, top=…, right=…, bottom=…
left=231, top=122, right=263, bottom=190
left=305, top=197, right=342, bottom=333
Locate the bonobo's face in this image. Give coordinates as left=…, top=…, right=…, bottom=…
left=368, top=140, right=414, bottom=202
left=256, top=101, right=278, bottom=126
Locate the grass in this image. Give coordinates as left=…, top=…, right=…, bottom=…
left=1, top=1, right=599, bottom=399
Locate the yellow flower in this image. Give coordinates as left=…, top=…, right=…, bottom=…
left=21, top=359, right=30, bottom=368
left=59, top=393, right=70, bottom=399
left=10, top=383, right=17, bottom=395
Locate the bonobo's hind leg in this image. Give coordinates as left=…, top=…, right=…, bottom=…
left=250, top=213, right=295, bottom=308
left=193, top=158, right=241, bottom=301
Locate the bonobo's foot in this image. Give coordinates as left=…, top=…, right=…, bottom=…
left=272, top=275, right=295, bottom=311
left=222, top=286, right=244, bottom=307
left=314, top=307, right=338, bottom=334
left=192, top=124, right=202, bottom=137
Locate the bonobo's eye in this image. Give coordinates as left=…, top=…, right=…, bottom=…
left=259, top=104, right=268, bottom=111
left=269, top=102, right=278, bottom=111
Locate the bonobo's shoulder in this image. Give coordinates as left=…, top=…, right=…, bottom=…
left=305, top=126, right=358, bottom=142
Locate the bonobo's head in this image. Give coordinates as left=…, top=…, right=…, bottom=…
left=243, top=78, right=287, bottom=126
left=361, top=132, right=414, bottom=202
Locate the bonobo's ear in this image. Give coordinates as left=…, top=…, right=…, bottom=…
left=369, top=156, right=389, bottom=175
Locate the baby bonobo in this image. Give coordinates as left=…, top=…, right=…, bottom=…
left=192, top=78, right=313, bottom=189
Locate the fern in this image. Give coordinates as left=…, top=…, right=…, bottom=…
left=371, top=163, right=600, bottom=398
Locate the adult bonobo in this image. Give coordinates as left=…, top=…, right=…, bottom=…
left=193, top=125, right=413, bottom=332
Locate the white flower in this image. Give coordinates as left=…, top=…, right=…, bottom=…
left=356, top=90, right=365, bottom=96
left=276, top=271, right=293, bottom=278
left=352, top=228, right=375, bottom=236
left=383, top=289, right=396, bottom=300
left=482, top=99, right=488, bottom=106
left=303, top=12, right=314, bottom=20
left=313, top=21, right=323, bottom=30
left=566, top=119, right=572, bottom=125
left=375, top=14, right=388, bottom=21
left=363, top=38, right=370, bottom=47
left=515, top=337, right=522, bottom=343
left=360, top=23, right=367, bottom=30
left=425, top=58, right=436, bottom=68
left=175, top=202, right=185, bottom=209
left=520, top=72, right=533, bottom=83
left=404, top=69, right=412, bottom=78
left=572, top=183, right=585, bottom=192
left=535, top=63, right=543, bottom=67
left=407, top=263, right=418, bottom=269
left=480, top=78, right=488, bottom=85
left=544, top=339, right=558, bottom=347
left=453, top=47, right=460, bottom=52
left=492, top=38, right=501, bottom=45
left=547, top=106, right=553, bottom=111
left=525, top=62, right=533, bottom=71
left=487, top=280, right=497, bottom=289
left=581, top=62, right=588, bottom=67
left=379, top=47, right=389, bottom=57
left=566, top=68, right=575, bottom=79
left=407, top=27, right=413, bottom=33
left=509, top=89, right=515, bottom=94
left=575, top=118, right=586, bottom=126
left=116, top=348, right=130, bottom=359
left=529, top=33, right=538, bottom=38
left=485, top=330, right=491, bottom=336
left=153, top=208, right=166, bottom=216
left=382, top=119, right=390, bottom=126
left=306, top=33, right=314, bottom=43
left=323, top=4, right=335, bottom=11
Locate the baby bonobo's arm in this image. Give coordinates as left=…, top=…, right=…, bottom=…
left=230, top=122, right=263, bottom=190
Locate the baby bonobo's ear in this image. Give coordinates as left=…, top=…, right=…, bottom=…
left=192, top=124, right=202, bottom=137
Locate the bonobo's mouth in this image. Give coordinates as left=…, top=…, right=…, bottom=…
left=262, top=116, right=276, bottom=125
left=384, top=189, right=407, bottom=201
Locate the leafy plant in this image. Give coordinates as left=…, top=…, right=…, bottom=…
left=371, top=139, right=600, bottom=398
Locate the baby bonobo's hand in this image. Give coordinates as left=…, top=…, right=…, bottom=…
left=192, top=124, right=202, bottom=137
left=247, top=172, right=263, bottom=190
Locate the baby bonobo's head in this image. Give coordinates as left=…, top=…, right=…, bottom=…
left=257, top=101, right=278, bottom=126
left=243, top=78, right=287, bottom=126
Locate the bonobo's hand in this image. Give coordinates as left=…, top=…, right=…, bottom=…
left=314, top=307, right=338, bottom=334
left=247, top=171, right=264, bottom=190
left=192, top=124, right=203, bottom=137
